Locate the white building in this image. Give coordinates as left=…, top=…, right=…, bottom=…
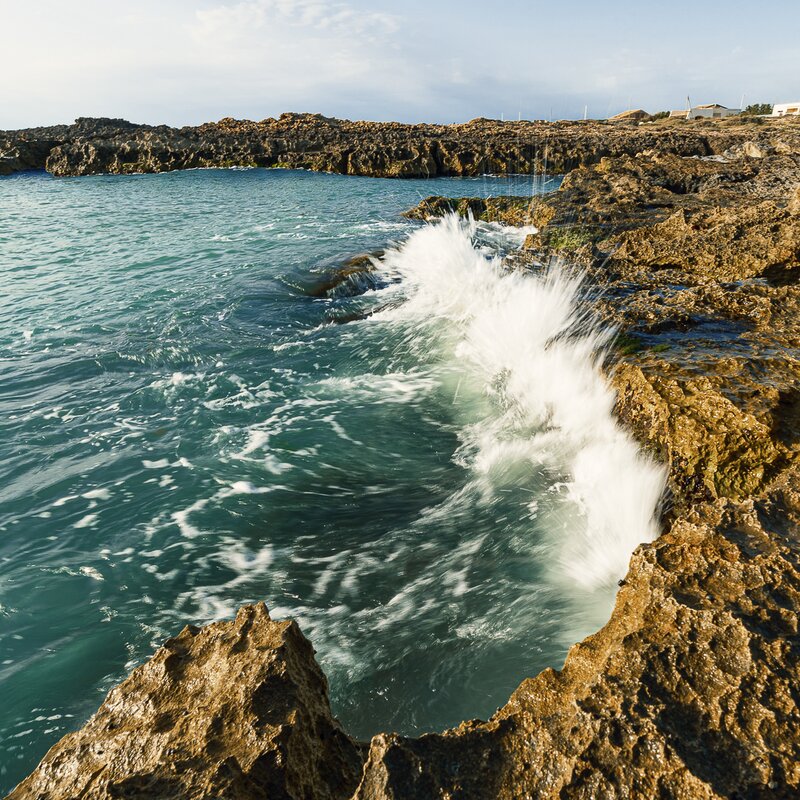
left=687, top=104, right=741, bottom=119
left=772, top=102, right=800, bottom=117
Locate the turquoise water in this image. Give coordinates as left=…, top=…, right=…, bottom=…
left=0, top=167, right=660, bottom=792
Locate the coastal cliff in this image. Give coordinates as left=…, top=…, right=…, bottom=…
left=1, top=114, right=794, bottom=179
left=7, top=119, right=800, bottom=799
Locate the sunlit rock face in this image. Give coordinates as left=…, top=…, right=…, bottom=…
left=8, top=603, right=366, bottom=800
left=2, top=114, right=793, bottom=178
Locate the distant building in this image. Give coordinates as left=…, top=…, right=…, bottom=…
left=688, top=104, right=741, bottom=119
left=669, top=109, right=689, bottom=119
left=608, top=109, right=651, bottom=122
left=772, top=102, right=800, bottom=117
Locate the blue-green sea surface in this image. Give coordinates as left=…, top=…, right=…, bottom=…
left=0, top=167, right=664, bottom=792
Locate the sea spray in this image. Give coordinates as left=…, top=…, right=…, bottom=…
left=248, top=212, right=668, bottom=733
left=375, top=214, right=666, bottom=598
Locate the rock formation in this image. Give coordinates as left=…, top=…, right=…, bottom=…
left=8, top=604, right=365, bottom=800
left=1, top=114, right=796, bottom=179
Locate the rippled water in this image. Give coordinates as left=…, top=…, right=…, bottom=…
left=0, top=167, right=663, bottom=792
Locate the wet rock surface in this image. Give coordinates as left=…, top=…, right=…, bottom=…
left=8, top=118, right=800, bottom=799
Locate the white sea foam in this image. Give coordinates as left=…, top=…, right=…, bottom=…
left=315, top=371, right=437, bottom=402
left=374, top=215, right=666, bottom=596
left=82, top=488, right=112, bottom=501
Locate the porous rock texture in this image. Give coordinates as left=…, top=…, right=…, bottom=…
left=8, top=117, right=800, bottom=800
left=0, top=114, right=795, bottom=179
left=8, top=603, right=365, bottom=800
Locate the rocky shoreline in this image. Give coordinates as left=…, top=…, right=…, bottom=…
left=1, top=114, right=796, bottom=179
left=7, top=119, right=800, bottom=799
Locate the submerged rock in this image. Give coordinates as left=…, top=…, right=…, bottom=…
left=305, top=252, right=385, bottom=299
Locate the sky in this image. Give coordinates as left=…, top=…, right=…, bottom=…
left=2, top=0, right=799, bottom=129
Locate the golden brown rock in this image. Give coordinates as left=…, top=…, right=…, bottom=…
left=8, top=603, right=365, bottom=800
left=2, top=114, right=799, bottom=179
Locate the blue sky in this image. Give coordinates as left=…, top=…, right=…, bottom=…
left=2, top=0, right=798, bottom=128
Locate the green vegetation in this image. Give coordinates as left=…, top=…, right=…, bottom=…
left=741, top=103, right=773, bottom=116
left=651, top=111, right=669, bottom=120
left=615, top=334, right=671, bottom=356
left=615, top=333, right=643, bottom=356
left=546, top=226, right=594, bottom=252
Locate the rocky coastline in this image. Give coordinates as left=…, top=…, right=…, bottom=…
left=7, top=118, right=800, bottom=799
left=1, top=113, right=795, bottom=179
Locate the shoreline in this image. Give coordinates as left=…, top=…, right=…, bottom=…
left=6, top=119, right=800, bottom=798
left=4, top=114, right=796, bottom=180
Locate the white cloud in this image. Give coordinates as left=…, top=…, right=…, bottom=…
left=193, top=0, right=398, bottom=45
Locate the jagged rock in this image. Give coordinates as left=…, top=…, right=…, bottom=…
left=353, top=472, right=800, bottom=799
left=1, top=115, right=799, bottom=178
left=612, top=362, right=782, bottom=509
left=608, top=202, right=800, bottom=283
left=8, top=603, right=365, bottom=800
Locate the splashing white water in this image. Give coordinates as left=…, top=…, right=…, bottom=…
left=375, top=214, right=666, bottom=594
left=155, top=213, right=667, bottom=736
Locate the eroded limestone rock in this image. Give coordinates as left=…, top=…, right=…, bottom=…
left=8, top=603, right=365, bottom=800
left=3, top=115, right=800, bottom=179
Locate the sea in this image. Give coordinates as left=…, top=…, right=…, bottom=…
left=0, top=167, right=664, bottom=791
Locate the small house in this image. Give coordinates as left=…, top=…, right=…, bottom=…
left=772, top=102, right=800, bottom=117
left=688, top=104, right=740, bottom=120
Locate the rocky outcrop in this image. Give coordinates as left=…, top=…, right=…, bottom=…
left=355, top=475, right=800, bottom=798
left=405, top=145, right=800, bottom=278
left=8, top=603, right=365, bottom=800
left=1, top=114, right=799, bottom=179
